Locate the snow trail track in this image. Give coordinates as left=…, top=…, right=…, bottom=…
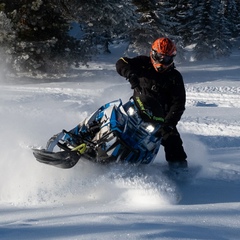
left=181, top=82, right=240, bottom=139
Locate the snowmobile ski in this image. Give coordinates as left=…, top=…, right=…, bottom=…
left=32, top=149, right=80, bottom=169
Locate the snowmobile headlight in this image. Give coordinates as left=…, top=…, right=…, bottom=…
left=146, top=124, right=155, bottom=133
left=127, top=106, right=135, bottom=116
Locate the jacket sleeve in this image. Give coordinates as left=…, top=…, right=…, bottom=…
left=116, top=56, right=148, bottom=79
left=164, top=71, right=186, bottom=126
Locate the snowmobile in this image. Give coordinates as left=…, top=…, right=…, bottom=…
left=32, top=99, right=162, bottom=169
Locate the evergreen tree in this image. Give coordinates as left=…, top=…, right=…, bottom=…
left=212, top=0, right=232, bottom=58
left=2, top=0, right=84, bottom=73
left=236, top=0, right=240, bottom=43
left=56, top=0, right=138, bottom=54
left=127, top=0, right=164, bottom=55
left=1, top=0, right=239, bottom=75
left=222, top=0, right=239, bottom=38
left=192, top=1, right=231, bottom=60
left=0, top=10, right=16, bottom=71
left=167, top=0, right=193, bottom=60
left=174, top=0, right=195, bottom=46
left=129, top=0, right=181, bottom=55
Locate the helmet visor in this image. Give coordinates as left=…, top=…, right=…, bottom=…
left=151, top=50, right=174, bottom=65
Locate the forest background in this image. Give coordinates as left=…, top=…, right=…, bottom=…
left=0, top=0, right=239, bottom=75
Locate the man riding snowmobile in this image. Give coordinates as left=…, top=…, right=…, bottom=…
left=32, top=38, right=187, bottom=171
left=116, top=37, right=188, bottom=170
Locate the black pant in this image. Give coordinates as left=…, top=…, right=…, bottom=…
left=161, top=127, right=187, bottom=163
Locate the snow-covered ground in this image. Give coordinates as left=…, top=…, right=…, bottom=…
left=0, top=45, right=240, bottom=240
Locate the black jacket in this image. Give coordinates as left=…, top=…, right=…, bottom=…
left=116, top=55, right=186, bottom=126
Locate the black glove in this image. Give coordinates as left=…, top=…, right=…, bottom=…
left=128, top=74, right=140, bottom=89
left=155, top=124, right=174, bottom=139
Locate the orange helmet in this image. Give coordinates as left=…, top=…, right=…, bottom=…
left=150, top=38, right=177, bottom=72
